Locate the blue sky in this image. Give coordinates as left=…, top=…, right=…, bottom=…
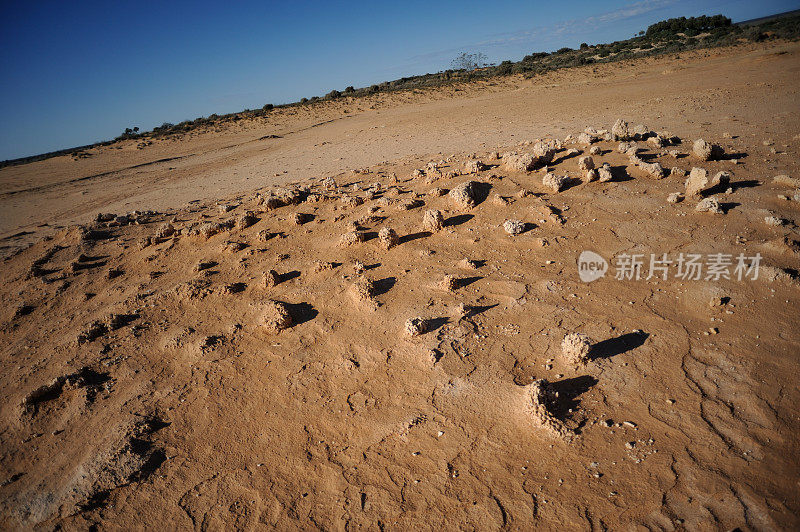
left=0, top=0, right=797, bottom=160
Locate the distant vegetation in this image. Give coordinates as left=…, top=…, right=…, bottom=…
left=3, top=12, right=800, bottom=168
left=451, top=52, right=489, bottom=71
left=645, top=14, right=732, bottom=36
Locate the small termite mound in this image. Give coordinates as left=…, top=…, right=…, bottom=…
left=293, top=213, right=312, bottom=225
left=639, top=161, right=666, bottom=179
left=404, top=317, right=429, bottom=337
left=543, top=173, right=569, bottom=193
left=422, top=209, right=444, bottom=232
left=695, top=197, right=724, bottom=214
left=312, top=261, right=337, bottom=273
left=464, top=160, right=487, bottom=174
left=525, top=379, right=573, bottom=441
left=439, top=274, right=459, bottom=292
left=451, top=302, right=472, bottom=319
left=378, top=227, right=399, bottom=250
left=263, top=269, right=281, bottom=288
left=154, top=222, right=175, bottom=240
left=341, top=195, right=364, bottom=208
left=503, top=220, right=526, bottom=235
left=597, top=163, right=613, bottom=182
left=561, top=332, right=593, bottom=367
left=262, top=300, right=293, bottom=333
left=77, top=321, right=109, bottom=344
left=237, top=211, right=258, bottom=229
left=449, top=181, right=481, bottom=209
left=193, top=222, right=225, bottom=239
left=459, top=258, right=480, bottom=270
left=692, top=139, right=724, bottom=161
left=350, top=277, right=378, bottom=309
left=667, top=192, right=684, bottom=204
left=577, top=156, right=594, bottom=171
left=397, top=199, right=424, bottom=211
left=339, top=231, right=367, bottom=247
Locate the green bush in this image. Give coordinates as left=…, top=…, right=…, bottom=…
left=496, top=60, right=513, bottom=75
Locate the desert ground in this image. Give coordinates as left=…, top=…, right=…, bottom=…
left=1, top=40, right=799, bottom=530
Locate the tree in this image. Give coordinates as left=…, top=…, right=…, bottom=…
left=451, top=52, right=488, bottom=71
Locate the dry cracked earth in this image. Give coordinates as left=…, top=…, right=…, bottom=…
left=1, top=42, right=799, bottom=530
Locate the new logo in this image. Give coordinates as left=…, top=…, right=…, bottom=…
left=578, top=251, right=608, bottom=282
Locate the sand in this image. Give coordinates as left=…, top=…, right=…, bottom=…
left=0, top=40, right=799, bottom=529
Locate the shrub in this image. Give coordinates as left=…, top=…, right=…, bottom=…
left=646, top=14, right=731, bottom=37
left=497, top=60, right=513, bottom=75
left=522, top=52, right=548, bottom=62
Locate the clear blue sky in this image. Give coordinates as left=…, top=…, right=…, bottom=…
left=0, top=0, right=797, bottom=160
